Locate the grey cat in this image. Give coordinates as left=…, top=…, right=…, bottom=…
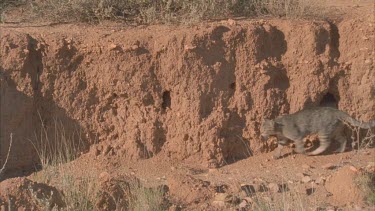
left=260, top=107, right=375, bottom=159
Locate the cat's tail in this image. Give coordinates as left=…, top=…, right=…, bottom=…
left=340, top=113, right=375, bottom=129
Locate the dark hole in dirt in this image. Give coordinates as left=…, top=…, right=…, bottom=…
left=157, top=184, right=170, bottom=195
left=320, top=92, right=338, bottom=108
left=230, top=82, right=236, bottom=90
left=306, top=188, right=316, bottom=195
left=162, top=91, right=171, bottom=110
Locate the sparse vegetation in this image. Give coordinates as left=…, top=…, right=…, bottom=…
left=29, top=117, right=165, bottom=210
left=30, top=117, right=86, bottom=168
left=355, top=171, right=375, bottom=206
left=0, top=0, right=327, bottom=24
left=343, top=119, right=375, bottom=151
left=0, top=134, right=13, bottom=179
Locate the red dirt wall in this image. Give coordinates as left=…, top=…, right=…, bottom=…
left=0, top=19, right=374, bottom=171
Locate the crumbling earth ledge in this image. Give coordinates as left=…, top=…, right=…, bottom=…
left=0, top=18, right=374, bottom=171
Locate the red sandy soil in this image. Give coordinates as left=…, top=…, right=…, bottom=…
left=0, top=0, right=374, bottom=210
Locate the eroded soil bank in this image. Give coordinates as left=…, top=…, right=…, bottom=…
left=0, top=16, right=374, bottom=172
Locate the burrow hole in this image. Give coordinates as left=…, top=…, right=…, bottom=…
left=230, top=82, right=236, bottom=90
left=319, top=92, right=338, bottom=108
left=162, top=91, right=171, bottom=110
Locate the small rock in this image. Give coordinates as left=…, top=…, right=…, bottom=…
left=302, top=164, right=311, bottom=170
left=168, top=205, right=181, bottom=211
left=184, top=45, right=196, bottom=51
left=94, top=148, right=100, bottom=156
left=268, top=183, right=280, bottom=193
left=238, top=200, right=248, bottom=209
left=322, top=163, right=336, bottom=170
left=208, top=168, right=219, bottom=174
left=315, top=177, right=325, bottom=185
left=227, top=18, right=236, bottom=26
left=296, top=173, right=305, bottom=178
left=326, top=205, right=336, bottom=211
left=302, top=176, right=312, bottom=183
left=262, top=196, right=272, bottom=202
left=103, top=145, right=112, bottom=155
left=214, top=193, right=239, bottom=204
left=109, top=43, right=118, bottom=50
left=364, top=59, right=372, bottom=64
left=99, top=171, right=111, bottom=181
left=208, top=159, right=219, bottom=168
left=214, top=193, right=228, bottom=202
left=349, top=166, right=358, bottom=172
left=354, top=205, right=364, bottom=210
left=131, top=45, right=139, bottom=50
left=212, top=200, right=226, bottom=207
left=243, top=197, right=253, bottom=203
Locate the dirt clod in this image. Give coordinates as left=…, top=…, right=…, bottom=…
left=325, top=166, right=364, bottom=206
left=302, top=176, right=312, bottom=183
left=322, top=163, right=337, bottom=170
left=267, top=183, right=280, bottom=193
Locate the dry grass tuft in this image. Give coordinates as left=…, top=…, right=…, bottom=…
left=1, top=0, right=328, bottom=24
left=0, top=134, right=13, bottom=179
left=355, top=171, right=375, bottom=206
left=29, top=117, right=166, bottom=210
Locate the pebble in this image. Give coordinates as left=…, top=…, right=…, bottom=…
left=98, top=171, right=111, bottom=181
left=315, top=177, right=325, bottom=185
left=227, top=19, right=236, bottom=26
left=268, top=183, right=280, bottom=193
left=302, top=164, right=311, bottom=170
left=108, top=43, right=118, bottom=50
left=212, top=200, right=225, bottom=207
left=349, top=166, right=358, bottom=172
left=214, top=193, right=228, bottom=202
left=238, top=200, right=248, bottom=209
left=296, top=173, right=305, bottom=178
left=364, top=59, right=372, bottom=64
left=302, top=176, right=312, bottom=183
left=131, top=44, right=139, bottom=50
left=322, top=163, right=336, bottom=170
